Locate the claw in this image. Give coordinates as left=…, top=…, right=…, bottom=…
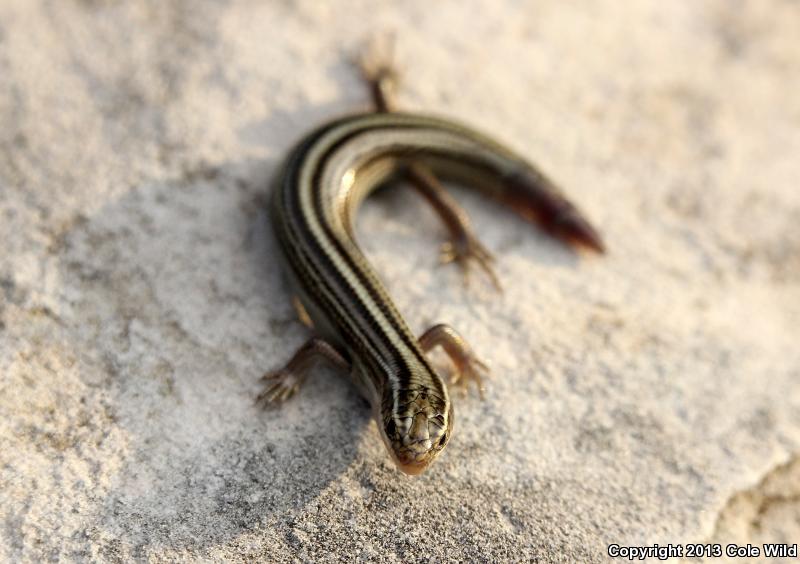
left=256, top=369, right=304, bottom=408
left=439, top=236, right=502, bottom=292
left=255, top=338, right=349, bottom=409
left=448, top=350, right=490, bottom=399
left=419, top=324, right=491, bottom=399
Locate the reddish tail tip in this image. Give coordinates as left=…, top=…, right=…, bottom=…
left=551, top=211, right=606, bottom=254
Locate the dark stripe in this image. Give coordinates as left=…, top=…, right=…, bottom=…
left=274, top=211, right=390, bottom=392
left=308, top=124, right=431, bottom=360
left=300, top=120, right=450, bottom=370
left=284, top=120, right=430, bottom=372
left=277, top=152, right=408, bottom=380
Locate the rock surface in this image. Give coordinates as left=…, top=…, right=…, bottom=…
left=1, top=1, right=799, bottom=562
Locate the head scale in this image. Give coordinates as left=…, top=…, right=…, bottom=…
left=378, top=387, right=453, bottom=475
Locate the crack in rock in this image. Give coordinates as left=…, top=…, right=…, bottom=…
left=709, top=454, right=800, bottom=549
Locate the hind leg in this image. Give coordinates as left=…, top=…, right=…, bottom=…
left=357, top=39, right=502, bottom=289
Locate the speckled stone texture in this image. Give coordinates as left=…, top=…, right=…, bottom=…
left=1, top=1, right=799, bottom=562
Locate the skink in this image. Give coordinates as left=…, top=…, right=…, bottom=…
left=258, top=109, right=603, bottom=475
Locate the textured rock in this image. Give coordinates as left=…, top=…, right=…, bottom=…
left=1, top=1, right=798, bottom=562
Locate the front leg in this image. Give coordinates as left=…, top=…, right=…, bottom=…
left=419, top=324, right=490, bottom=398
left=256, top=337, right=350, bottom=407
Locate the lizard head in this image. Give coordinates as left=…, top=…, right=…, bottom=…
left=378, top=387, right=453, bottom=475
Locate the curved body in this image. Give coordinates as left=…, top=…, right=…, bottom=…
left=269, top=112, right=602, bottom=474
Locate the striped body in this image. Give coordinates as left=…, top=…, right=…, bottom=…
left=271, top=112, right=601, bottom=473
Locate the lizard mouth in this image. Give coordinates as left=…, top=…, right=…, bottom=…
left=391, top=440, right=443, bottom=475
left=395, top=459, right=430, bottom=476
left=393, top=447, right=436, bottom=475
left=378, top=428, right=438, bottom=476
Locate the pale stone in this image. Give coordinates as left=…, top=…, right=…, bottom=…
left=1, top=1, right=798, bottom=562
